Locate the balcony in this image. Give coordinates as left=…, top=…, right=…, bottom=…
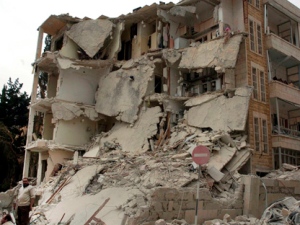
left=272, top=134, right=300, bottom=151
left=266, top=34, right=300, bottom=63
left=269, top=80, right=300, bottom=105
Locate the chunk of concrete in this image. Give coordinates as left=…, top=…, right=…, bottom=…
left=95, top=57, right=155, bottom=123
left=66, top=19, right=114, bottom=58
left=84, top=107, right=162, bottom=156
left=179, top=35, right=243, bottom=70
left=186, top=87, right=252, bottom=132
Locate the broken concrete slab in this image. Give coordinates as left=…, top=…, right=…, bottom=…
left=186, top=87, right=252, bottom=132
left=60, top=164, right=103, bottom=200
left=44, top=187, right=142, bottom=225
left=169, top=6, right=196, bottom=17
left=184, top=92, right=223, bottom=107
left=179, top=35, right=243, bottom=70
left=52, top=102, right=104, bottom=121
left=65, top=19, right=114, bottom=58
left=84, top=107, right=162, bottom=156
left=95, top=57, right=155, bottom=123
left=207, top=145, right=237, bottom=171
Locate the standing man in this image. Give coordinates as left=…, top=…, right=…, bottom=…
left=14, top=177, right=35, bottom=225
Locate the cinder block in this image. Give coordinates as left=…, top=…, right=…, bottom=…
left=294, top=187, right=300, bottom=195
left=278, top=180, right=300, bottom=188
left=152, top=202, right=163, bottom=212
left=204, top=201, right=222, bottom=210
left=168, top=201, right=174, bottom=211
left=261, top=178, right=278, bottom=187
left=181, top=200, right=203, bottom=210
left=185, top=209, right=218, bottom=224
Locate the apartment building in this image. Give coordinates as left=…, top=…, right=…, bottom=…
left=23, top=0, right=300, bottom=184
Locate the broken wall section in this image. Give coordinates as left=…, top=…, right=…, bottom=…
left=186, top=86, right=252, bottom=132
left=95, top=56, right=156, bottom=124
left=56, top=58, right=111, bottom=105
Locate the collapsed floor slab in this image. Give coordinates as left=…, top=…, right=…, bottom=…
left=186, top=87, right=252, bottom=132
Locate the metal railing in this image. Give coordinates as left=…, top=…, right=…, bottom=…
left=272, top=126, right=300, bottom=138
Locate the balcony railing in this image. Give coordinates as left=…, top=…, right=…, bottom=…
left=272, top=125, right=300, bottom=138
left=269, top=80, right=300, bottom=105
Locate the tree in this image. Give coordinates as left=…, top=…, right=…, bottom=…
left=0, top=78, right=30, bottom=153
left=0, top=78, right=30, bottom=191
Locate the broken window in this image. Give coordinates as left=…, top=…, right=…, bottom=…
left=249, top=17, right=262, bottom=55
left=251, top=63, right=266, bottom=102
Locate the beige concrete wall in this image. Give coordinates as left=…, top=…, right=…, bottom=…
left=43, top=112, right=54, bottom=140
left=56, top=67, right=104, bottom=105
left=47, top=73, right=58, bottom=98
left=60, top=37, right=79, bottom=59
left=53, top=117, right=97, bottom=146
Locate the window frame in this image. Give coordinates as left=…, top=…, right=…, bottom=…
left=253, top=113, right=269, bottom=154
left=249, top=16, right=263, bottom=55
left=251, top=62, right=266, bottom=102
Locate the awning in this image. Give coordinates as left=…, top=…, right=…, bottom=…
left=179, top=34, right=243, bottom=70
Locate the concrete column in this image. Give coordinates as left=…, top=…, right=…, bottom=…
left=35, top=28, right=44, bottom=61
left=243, top=176, right=260, bottom=218
left=26, top=108, right=36, bottom=145
left=37, top=152, right=43, bottom=185
left=22, top=150, right=31, bottom=178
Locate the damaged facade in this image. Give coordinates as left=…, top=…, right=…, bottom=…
left=18, top=0, right=300, bottom=224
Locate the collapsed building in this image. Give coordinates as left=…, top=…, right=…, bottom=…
left=6, top=0, right=300, bottom=224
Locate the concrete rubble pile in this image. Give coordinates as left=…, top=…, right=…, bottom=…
left=259, top=197, right=300, bottom=225
left=19, top=117, right=253, bottom=224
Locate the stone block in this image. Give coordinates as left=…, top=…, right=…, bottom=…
left=261, top=178, right=278, bottom=187
left=152, top=202, right=163, bottom=212
left=294, top=187, right=300, bottom=195
left=181, top=201, right=203, bottom=210
left=204, top=201, right=222, bottom=210
left=278, top=180, right=300, bottom=188
left=185, top=209, right=218, bottom=224
left=168, top=201, right=174, bottom=211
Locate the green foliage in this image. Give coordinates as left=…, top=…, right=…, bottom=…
left=0, top=78, right=30, bottom=191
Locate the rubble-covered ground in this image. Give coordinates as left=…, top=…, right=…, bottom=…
left=4, top=122, right=300, bottom=224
